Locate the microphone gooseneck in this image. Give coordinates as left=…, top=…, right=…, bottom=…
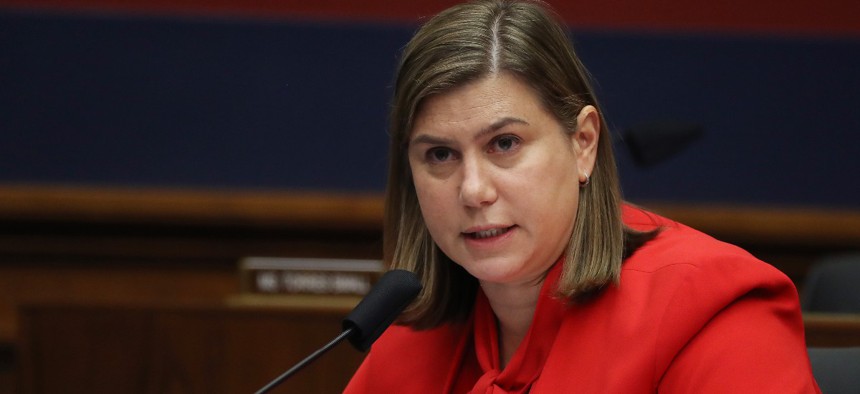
left=254, top=269, right=421, bottom=394
left=254, top=328, right=354, bottom=394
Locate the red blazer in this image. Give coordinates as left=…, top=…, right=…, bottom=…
left=344, top=206, right=820, bottom=393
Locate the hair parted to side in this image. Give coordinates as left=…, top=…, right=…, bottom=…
left=385, top=0, right=655, bottom=328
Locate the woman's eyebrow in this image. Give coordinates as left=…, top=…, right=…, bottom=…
left=409, top=117, right=529, bottom=147
left=410, top=134, right=454, bottom=147
left=475, top=117, right=529, bottom=141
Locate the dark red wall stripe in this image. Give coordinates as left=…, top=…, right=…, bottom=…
left=1, top=0, right=858, bottom=37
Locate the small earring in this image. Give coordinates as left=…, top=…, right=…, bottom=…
left=580, top=172, right=590, bottom=187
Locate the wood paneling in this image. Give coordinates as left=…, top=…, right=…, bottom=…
left=804, top=313, right=860, bottom=348
left=0, top=185, right=388, bottom=392
left=643, top=202, right=860, bottom=248
left=16, top=303, right=366, bottom=394
left=0, top=185, right=383, bottom=230
left=0, top=185, right=385, bottom=343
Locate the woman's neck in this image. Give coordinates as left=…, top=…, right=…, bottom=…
left=480, top=278, right=544, bottom=369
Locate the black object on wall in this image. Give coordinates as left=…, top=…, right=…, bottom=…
left=622, top=121, right=703, bottom=168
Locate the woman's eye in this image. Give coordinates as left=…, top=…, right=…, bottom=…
left=490, top=135, right=520, bottom=153
left=426, top=147, right=454, bottom=163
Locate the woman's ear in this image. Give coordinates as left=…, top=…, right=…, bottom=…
left=572, top=105, right=600, bottom=180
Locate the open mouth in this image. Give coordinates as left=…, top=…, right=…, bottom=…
left=465, top=226, right=515, bottom=240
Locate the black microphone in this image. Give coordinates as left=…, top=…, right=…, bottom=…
left=254, top=269, right=422, bottom=394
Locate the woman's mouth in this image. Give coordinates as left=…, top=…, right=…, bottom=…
left=465, top=226, right=515, bottom=239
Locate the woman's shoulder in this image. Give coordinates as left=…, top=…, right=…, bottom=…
left=616, top=204, right=800, bottom=332
left=573, top=205, right=814, bottom=390
left=543, top=206, right=816, bottom=391
left=621, top=204, right=786, bottom=282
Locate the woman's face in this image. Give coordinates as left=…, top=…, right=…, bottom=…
left=408, top=73, right=599, bottom=288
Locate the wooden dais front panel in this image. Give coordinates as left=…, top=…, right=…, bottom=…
left=16, top=303, right=366, bottom=394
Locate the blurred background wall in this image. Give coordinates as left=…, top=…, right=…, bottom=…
left=1, top=0, right=857, bottom=208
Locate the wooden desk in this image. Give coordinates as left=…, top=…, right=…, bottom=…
left=16, top=302, right=366, bottom=394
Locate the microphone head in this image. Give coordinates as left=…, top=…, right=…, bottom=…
left=342, top=269, right=422, bottom=351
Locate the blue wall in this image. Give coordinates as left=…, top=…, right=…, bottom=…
left=2, top=10, right=858, bottom=207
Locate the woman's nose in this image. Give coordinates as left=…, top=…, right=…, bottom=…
left=458, top=158, right=497, bottom=208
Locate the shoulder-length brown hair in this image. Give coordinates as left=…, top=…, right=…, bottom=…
left=385, top=0, right=653, bottom=328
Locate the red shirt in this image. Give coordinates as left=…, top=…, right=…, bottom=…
left=344, top=206, right=821, bottom=393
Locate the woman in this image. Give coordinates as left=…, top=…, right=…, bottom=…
left=345, top=0, right=820, bottom=392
